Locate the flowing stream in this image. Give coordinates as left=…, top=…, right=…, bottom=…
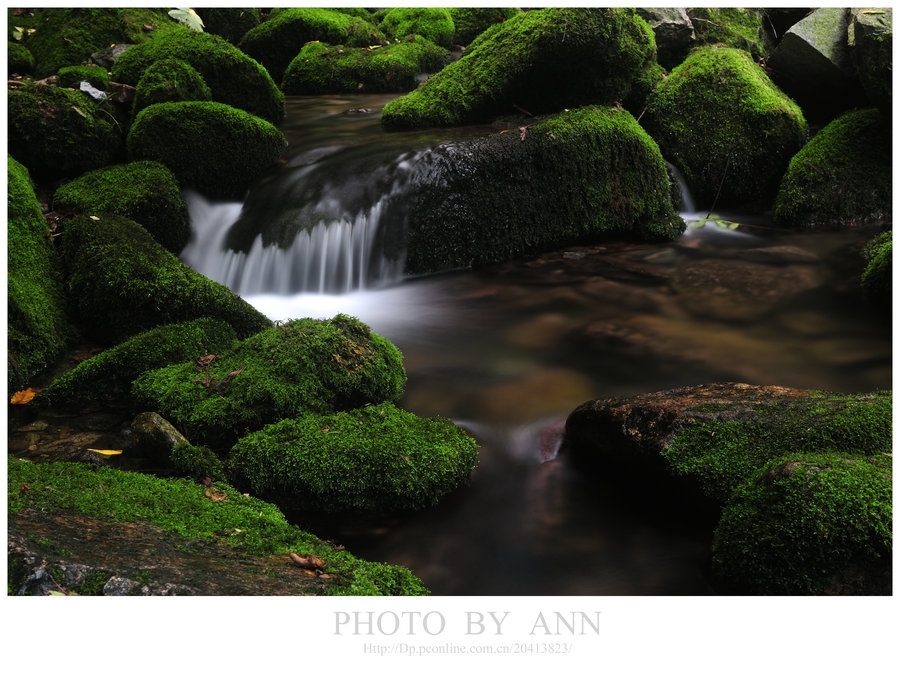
left=181, top=95, right=891, bottom=595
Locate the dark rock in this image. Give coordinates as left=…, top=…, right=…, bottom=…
left=636, top=7, right=695, bottom=69
left=849, top=7, right=892, bottom=115
left=130, top=411, right=188, bottom=463
left=91, top=43, right=133, bottom=69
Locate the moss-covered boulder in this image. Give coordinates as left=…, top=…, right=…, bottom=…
left=564, top=383, right=892, bottom=511
left=642, top=46, right=807, bottom=211
left=132, top=315, right=406, bottom=450
left=62, top=212, right=272, bottom=346
left=773, top=109, right=891, bottom=229
left=238, top=8, right=386, bottom=85
left=850, top=8, right=892, bottom=115
left=8, top=457, right=428, bottom=595
left=7, top=156, right=70, bottom=393
left=687, top=7, right=774, bottom=61
left=126, top=101, right=286, bottom=200
left=34, top=318, right=238, bottom=408
left=403, top=105, right=685, bottom=275
left=53, top=160, right=190, bottom=254
left=170, top=441, right=226, bottom=482
left=448, top=7, right=521, bottom=46
left=379, top=8, right=454, bottom=49
left=22, top=7, right=181, bottom=79
left=8, top=41, right=34, bottom=75
left=7, top=82, right=124, bottom=181
left=131, top=58, right=212, bottom=120
left=711, top=452, right=892, bottom=594
left=194, top=7, right=261, bottom=45
left=57, top=64, right=109, bottom=89
left=110, top=29, right=285, bottom=125
left=861, top=230, right=892, bottom=309
left=226, top=402, right=478, bottom=513
left=381, top=7, right=656, bottom=130
left=282, top=36, right=450, bottom=95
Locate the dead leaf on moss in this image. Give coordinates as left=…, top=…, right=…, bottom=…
left=205, top=489, right=227, bottom=502
left=10, top=388, right=37, bottom=404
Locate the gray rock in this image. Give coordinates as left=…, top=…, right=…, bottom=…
left=636, top=8, right=695, bottom=69
left=130, top=411, right=188, bottom=463
left=849, top=7, right=892, bottom=113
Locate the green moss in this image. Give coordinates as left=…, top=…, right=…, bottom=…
left=35, top=318, right=238, bottom=408
left=711, top=452, right=892, bottom=594
left=227, top=402, right=479, bottom=513
left=382, top=8, right=655, bottom=129
left=194, top=7, right=261, bottom=44
left=7, top=156, right=71, bottom=393
left=687, top=8, right=774, bottom=61
left=61, top=212, right=272, bottom=345
left=282, top=36, right=450, bottom=95
left=379, top=8, right=454, bottom=49
left=126, top=101, right=286, bottom=199
left=238, top=7, right=386, bottom=84
left=773, top=109, right=891, bottom=228
left=132, top=315, right=407, bottom=449
left=57, top=65, right=109, bottom=89
left=448, top=7, right=522, bottom=46
left=170, top=442, right=226, bottom=482
left=8, top=457, right=428, bottom=595
left=111, top=29, right=285, bottom=125
left=7, top=81, right=124, bottom=181
left=861, top=230, right=892, bottom=307
left=662, top=390, right=892, bottom=504
left=7, top=41, right=35, bottom=75
left=131, top=58, right=212, bottom=120
left=642, top=46, right=807, bottom=210
left=405, top=105, right=684, bottom=274
left=53, top=160, right=190, bottom=254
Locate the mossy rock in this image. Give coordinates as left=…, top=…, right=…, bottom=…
left=226, top=402, right=479, bottom=513
left=282, top=36, right=450, bottom=95
left=194, top=7, right=261, bottom=45
left=61, top=212, right=272, bottom=346
left=8, top=457, right=428, bottom=595
left=7, top=82, right=124, bottom=181
left=687, top=7, right=774, bottom=61
left=238, top=8, right=386, bottom=85
left=57, top=65, right=109, bottom=89
left=448, top=7, right=522, bottom=46
left=773, top=109, right=891, bottom=229
left=642, top=46, right=807, bottom=211
left=861, top=230, right=892, bottom=309
left=34, top=318, right=239, bottom=409
left=7, top=156, right=71, bottom=393
left=126, top=101, right=286, bottom=200
left=132, top=315, right=407, bottom=450
left=170, top=442, right=226, bottom=482
left=711, top=452, right=892, bottom=594
left=379, top=7, right=454, bottom=49
left=22, top=7, right=181, bottom=79
left=53, top=160, right=190, bottom=254
left=110, top=29, right=285, bottom=125
left=8, top=41, right=35, bottom=75
left=404, top=105, right=685, bottom=275
left=131, top=58, right=212, bottom=120
left=382, top=7, right=656, bottom=130
left=850, top=8, right=892, bottom=115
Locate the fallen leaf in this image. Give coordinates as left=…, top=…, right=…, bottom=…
left=10, top=388, right=37, bottom=404
left=87, top=448, right=123, bottom=456
left=205, top=489, right=227, bottom=501
left=289, top=552, right=327, bottom=570
left=89, top=215, right=100, bottom=221
left=20, top=484, right=30, bottom=494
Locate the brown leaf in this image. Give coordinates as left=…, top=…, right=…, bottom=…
left=10, top=388, right=38, bottom=404
left=205, top=489, right=227, bottom=501
left=290, top=552, right=327, bottom=570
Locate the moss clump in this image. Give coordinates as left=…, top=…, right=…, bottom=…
left=170, top=442, right=226, bottom=482
left=687, top=7, right=774, bottom=61
left=127, top=101, right=286, bottom=200
left=8, top=457, right=428, bottom=595
left=642, top=46, right=807, bottom=210
left=383, top=8, right=655, bottom=130
left=282, top=36, right=450, bottom=95
left=194, top=7, right=261, bottom=45
left=379, top=8, right=454, bottom=49
left=132, top=315, right=406, bottom=449
left=62, top=212, right=272, bottom=345
left=662, top=390, right=892, bottom=505
left=57, top=65, right=109, bottom=89
left=7, top=156, right=71, bottom=393
left=227, top=402, right=478, bottom=513
left=53, top=160, right=190, bottom=254
left=7, top=81, right=124, bottom=181
left=861, top=230, right=892, bottom=308
left=711, top=452, right=892, bottom=594
left=111, top=28, right=285, bottom=125
left=773, top=109, right=891, bottom=229
left=34, top=318, right=238, bottom=408
left=131, top=58, right=212, bottom=120
left=448, top=7, right=522, bottom=46
left=8, top=41, right=35, bottom=75
left=238, top=8, right=386, bottom=85
left=404, top=105, right=685, bottom=274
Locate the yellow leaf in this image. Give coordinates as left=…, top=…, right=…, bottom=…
left=10, top=388, right=37, bottom=404
left=87, top=448, right=123, bottom=456
left=89, top=215, right=100, bottom=221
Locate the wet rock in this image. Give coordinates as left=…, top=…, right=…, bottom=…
left=130, top=411, right=188, bottom=463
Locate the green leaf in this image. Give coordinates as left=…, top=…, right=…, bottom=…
left=168, top=8, right=204, bottom=32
